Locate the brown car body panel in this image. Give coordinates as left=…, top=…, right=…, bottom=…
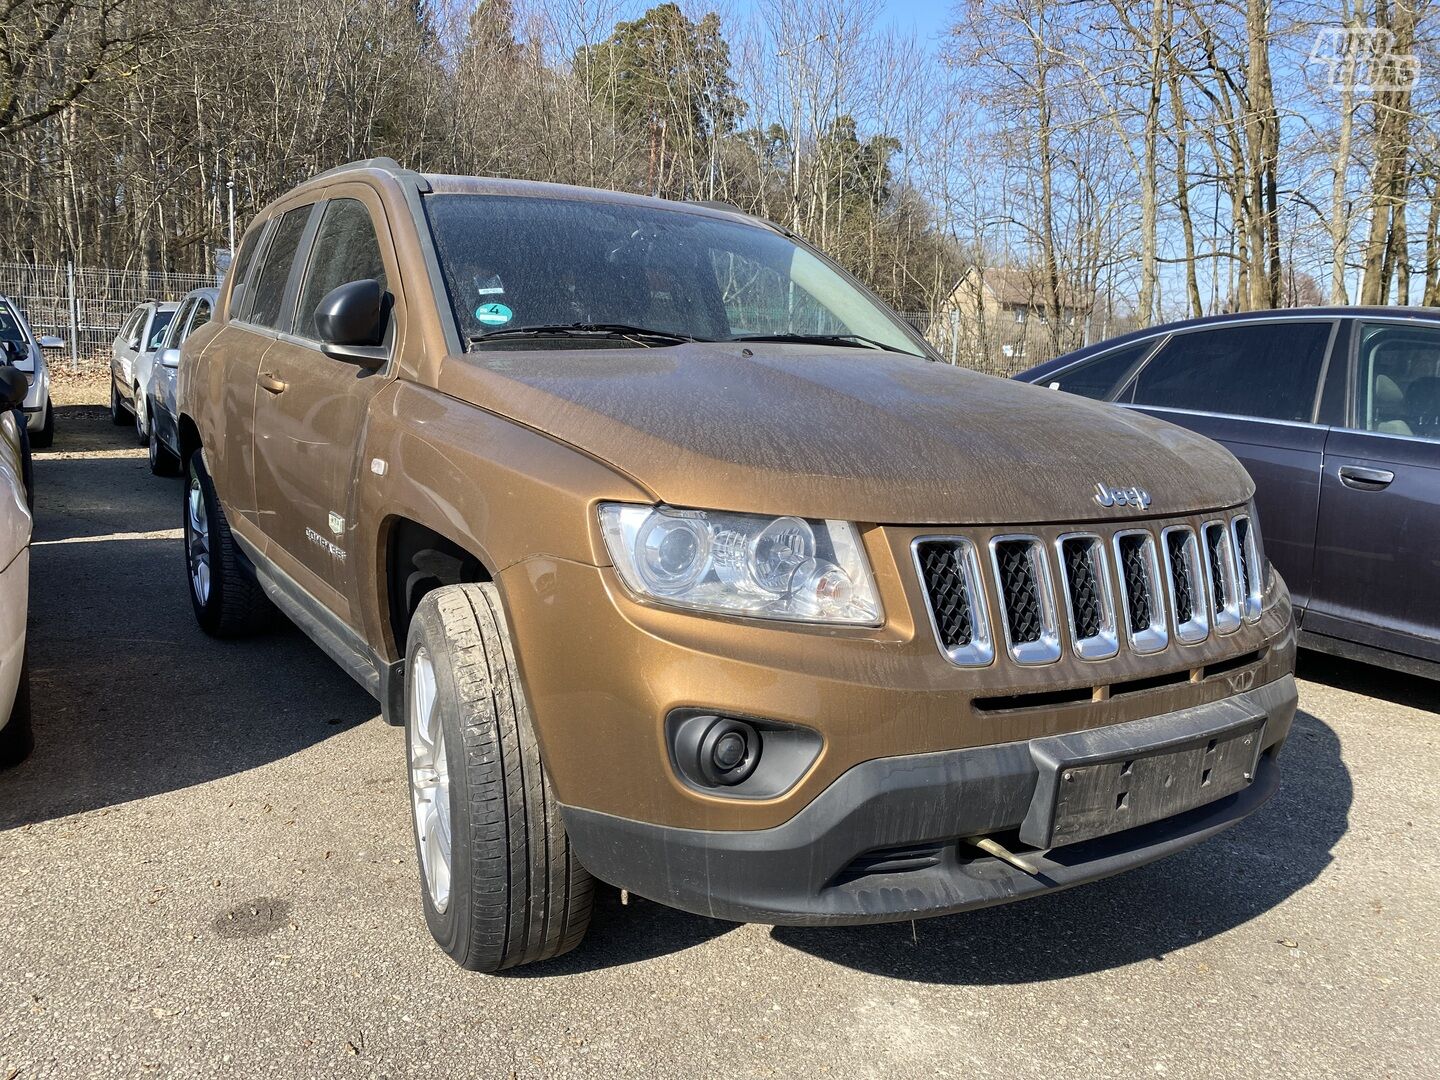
left=179, top=162, right=1295, bottom=862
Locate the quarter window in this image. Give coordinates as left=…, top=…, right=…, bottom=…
left=248, top=206, right=313, bottom=330
left=1355, top=322, right=1440, bottom=441
left=228, top=224, right=267, bottom=320
left=294, top=199, right=388, bottom=340
left=1126, top=322, right=1331, bottom=423
left=1045, top=340, right=1155, bottom=400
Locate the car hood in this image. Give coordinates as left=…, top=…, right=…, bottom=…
left=437, top=343, right=1252, bottom=525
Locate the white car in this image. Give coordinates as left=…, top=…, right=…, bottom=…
left=0, top=294, right=63, bottom=449
left=110, top=301, right=178, bottom=442
left=0, top=365, right=33, bottom=767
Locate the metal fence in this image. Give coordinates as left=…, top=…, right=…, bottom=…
left=0, top=260, right=217, bottom=372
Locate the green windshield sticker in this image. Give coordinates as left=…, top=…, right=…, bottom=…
left=476, top=302, right=513, bottom=326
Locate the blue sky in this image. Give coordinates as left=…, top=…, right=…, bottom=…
left=724, top=0, right=954, bottom=40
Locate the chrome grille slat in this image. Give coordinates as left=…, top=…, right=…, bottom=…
left=1232, top=515, right=1263, bottom=622
left=1055, top=534, right=1119, bottom=660
left=912, top=537, right=994, bottom=668
left=989, top=535, right=1061, bottom=665
left=1204, top=520, right=1243, bottom=634
left=1113, top=530, right=1168, bottom=654
left=1162, top=526, right=1210, bottom=644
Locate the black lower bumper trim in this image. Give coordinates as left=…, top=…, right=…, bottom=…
left=561, top=676, right=1296, bottom=926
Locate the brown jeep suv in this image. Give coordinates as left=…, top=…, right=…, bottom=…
left=177, top=158, right=1298, bottom=971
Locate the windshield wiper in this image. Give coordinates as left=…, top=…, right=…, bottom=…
left=726, top=332, right=912, bottom=355
left=468, top=323, right=704, bottom=348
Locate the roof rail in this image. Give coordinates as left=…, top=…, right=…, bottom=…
left=308, top=157, right=422, bottom=185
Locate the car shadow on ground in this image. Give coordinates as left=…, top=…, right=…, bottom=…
left=1296, top=650, right=1439, bottom=713
left=0, top=408, right=375, bottom=831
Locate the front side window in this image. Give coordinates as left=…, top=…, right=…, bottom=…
left=1045, top=340, right=1156, bottom=400
left=424, top=194, right=925, bottom=356
left=294, top=199, right=388, bottom=340
left=1355, top=322, right=1440, bottom=441
left=248, top=206, right=313, bottom=330
left=1126, top=321, right=1331, bottom=423
left=188, top=298, right=213, bottom=337
left=163, top=301, right=194, bottom=348
left=229, top=224, right=267, bottom=319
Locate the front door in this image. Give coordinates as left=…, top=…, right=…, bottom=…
left=251, top=188, right=400, bottom=624
left=1118, top=319, right=1337, bottom=614
left=1309, top=320, right=1440, bottom=666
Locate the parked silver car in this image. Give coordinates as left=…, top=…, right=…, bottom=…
left=0, top=294, right=63, bottom=448
left=110, top=301, right=178, bottom=442
left=145, top=287, right=217, bottom=476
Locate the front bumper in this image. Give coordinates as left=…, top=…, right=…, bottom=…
left=561, top=675, right=1295, bottom=925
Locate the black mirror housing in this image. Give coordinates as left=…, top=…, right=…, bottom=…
left=315, top=279, right=390, bottom=369
left=0, top=364, right=30, bottom=408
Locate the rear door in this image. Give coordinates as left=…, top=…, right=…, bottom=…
left=113, top=306, right=146, bottom=395
left=1116, top=319, right=1337, bottom=615
left=1308, top=319, right=1440, bottom=666
left=251, top=188, right=399, bottom=624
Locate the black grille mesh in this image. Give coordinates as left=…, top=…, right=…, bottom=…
left=995, top=541, right=1044, bottom=644
left=1205, top=525, right=1228, bottom=609
left=1062, top=538, right=1104, bottom=639
left=1118, top=535, right=1154, bottom=633
left=1166, top=532, right=1195, bottom=625
left=917, top=542, right=973, bottom=649
left=1235, top=518, right=1253, bottom=593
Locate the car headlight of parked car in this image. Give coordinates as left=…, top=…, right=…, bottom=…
left=598, top=503, right=883, bottom=625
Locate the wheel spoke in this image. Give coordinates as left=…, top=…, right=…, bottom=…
left=407, top=648, right=451, bottom=913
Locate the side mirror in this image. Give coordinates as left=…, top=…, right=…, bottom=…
left=160, top=348, right=182, bottom=369
left=315, top=279, right=390, bottom=369
left=0, top=365, right=29, bottom=408
left=37, top=335, right=65, bottom=350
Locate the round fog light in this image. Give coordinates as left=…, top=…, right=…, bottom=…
left=697, top=718, right=761, bottom=786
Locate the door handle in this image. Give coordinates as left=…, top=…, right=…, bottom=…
left=258, top=372, right=288, bottom=394
left=1338, top=465, right=1394, bottom=491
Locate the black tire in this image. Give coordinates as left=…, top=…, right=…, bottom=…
left=110, top=377, right=127, bottom=425
left=148, top=407, right=181, bottom=476
left=0, top=660, right=34, bottom=769
left=185, top=450, right=271, bottom=637
left=29, top=398, right=53, bottom=450
left=406, top=583, right=593, bottom=972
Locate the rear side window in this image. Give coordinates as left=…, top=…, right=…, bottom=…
left=1127, top=322, right=1331, bottom=422
left=294, top=199, right=388, bottom=340
left=1355, top=322, right=1440, bottom=440
left=248, top=206, right=313, bottom=329
left=1045, top=340, right=1156, bottom=400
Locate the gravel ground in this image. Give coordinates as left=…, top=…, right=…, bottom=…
left=1, top=404, right=1437, bottom=1079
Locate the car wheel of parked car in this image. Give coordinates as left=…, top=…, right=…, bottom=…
left=405, top=583, right=594, bottom=972
left=133, top=389, right=147, bottom=445
left=30, top=399, right=53, bottom=450
left=185, top=450, right=271, bottom=636
left=110, top=379, right=127, bottom=426
left=0, top=659, right=33, bottom=769
left=148, top=414, right=181, bottom=477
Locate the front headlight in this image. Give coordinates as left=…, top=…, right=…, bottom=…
left=598, top=503, right=883, bottom=625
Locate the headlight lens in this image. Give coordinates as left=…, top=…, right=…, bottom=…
left=598, top=504, right=883, bottom=625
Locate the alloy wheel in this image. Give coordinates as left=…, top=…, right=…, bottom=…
left=186, top=473, right=211, bottom=605
left=408, top=647, right=452, bottom=914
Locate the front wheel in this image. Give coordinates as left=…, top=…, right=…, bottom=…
left=184, top=451, right=272, bottom=637
left=29, top=399, right=53, bottom=450
left=406, top=583, right=593, bottom=971
left=148, top=408, right=181, bottom=476
left=133, top=388, right=147, bottom=445
left=110, top=378, right=127, bottom=426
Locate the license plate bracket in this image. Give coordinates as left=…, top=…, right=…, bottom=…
left=1020, top=714, right=1265, bottom=850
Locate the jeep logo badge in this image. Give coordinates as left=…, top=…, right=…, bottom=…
left=1094, top=482, right=1152, bottom=510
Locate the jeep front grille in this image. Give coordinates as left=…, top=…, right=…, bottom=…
left=914, top=510, right=1258, bottom=668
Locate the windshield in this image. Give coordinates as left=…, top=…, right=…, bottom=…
left=423, top=194, right=925, bottom=357
left=0, top=303, right=27, bottom=346
left=146, top=310, right=176, bottom=351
